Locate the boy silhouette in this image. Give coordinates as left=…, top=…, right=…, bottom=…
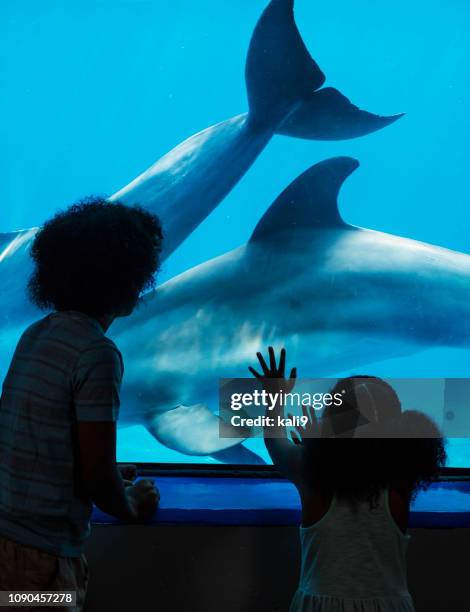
left=0, top=198, right=162, bottom=610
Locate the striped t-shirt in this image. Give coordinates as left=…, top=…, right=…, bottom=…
left=0, top=310, right=123, bottom=557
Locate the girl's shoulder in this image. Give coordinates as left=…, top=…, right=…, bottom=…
left=297, top=483, right=412, bottom=531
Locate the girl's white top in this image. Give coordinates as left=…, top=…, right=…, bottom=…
left=290, top=488, right=415, bottom=612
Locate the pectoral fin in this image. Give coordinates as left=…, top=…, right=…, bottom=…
left=146, top=403, right=251, bottom=456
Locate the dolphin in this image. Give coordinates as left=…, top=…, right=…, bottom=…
left=0, top=0, right=404, bottom=462
left=0, top=0, right=401, bottom=332
left=109, top=157, right=470, bottom=457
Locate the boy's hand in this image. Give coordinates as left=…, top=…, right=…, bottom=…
left=118, top=463, right=137, bottom=482
left=126, top=479, right=160, bottom=522
left=249, top=346, right=296, bottom=394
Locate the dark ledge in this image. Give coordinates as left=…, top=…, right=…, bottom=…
left=92, top=470, right=470, bottom=529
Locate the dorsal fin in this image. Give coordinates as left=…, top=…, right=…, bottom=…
left=249, top=157, right=359, bottom=243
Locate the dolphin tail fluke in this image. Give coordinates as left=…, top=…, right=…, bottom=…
left=245, top=0, right=325, bottom=127
left=276, top=87, right=404, bottom=141
left=246, top=0, right=403, bottom=138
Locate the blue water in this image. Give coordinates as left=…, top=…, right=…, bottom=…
left=2, top=0, right=470, bottom=466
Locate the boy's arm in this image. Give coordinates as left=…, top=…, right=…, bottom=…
left=249, top=347, right=305, bottom=485
left=77, top=421, right=139, bottom=521
left=74, top=342, right=158, bottom=522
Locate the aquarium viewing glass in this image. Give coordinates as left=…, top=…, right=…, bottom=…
left=2, top=0, right=469, bottom=468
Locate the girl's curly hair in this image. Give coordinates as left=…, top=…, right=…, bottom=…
left=28, top=197, right=163, bottom=315
left=304, top=376, right=447, bottom=508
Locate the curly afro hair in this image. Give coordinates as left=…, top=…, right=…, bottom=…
left=28, top=197, right=163, bottom=316
left=304, top=376, right=447, bottom=508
